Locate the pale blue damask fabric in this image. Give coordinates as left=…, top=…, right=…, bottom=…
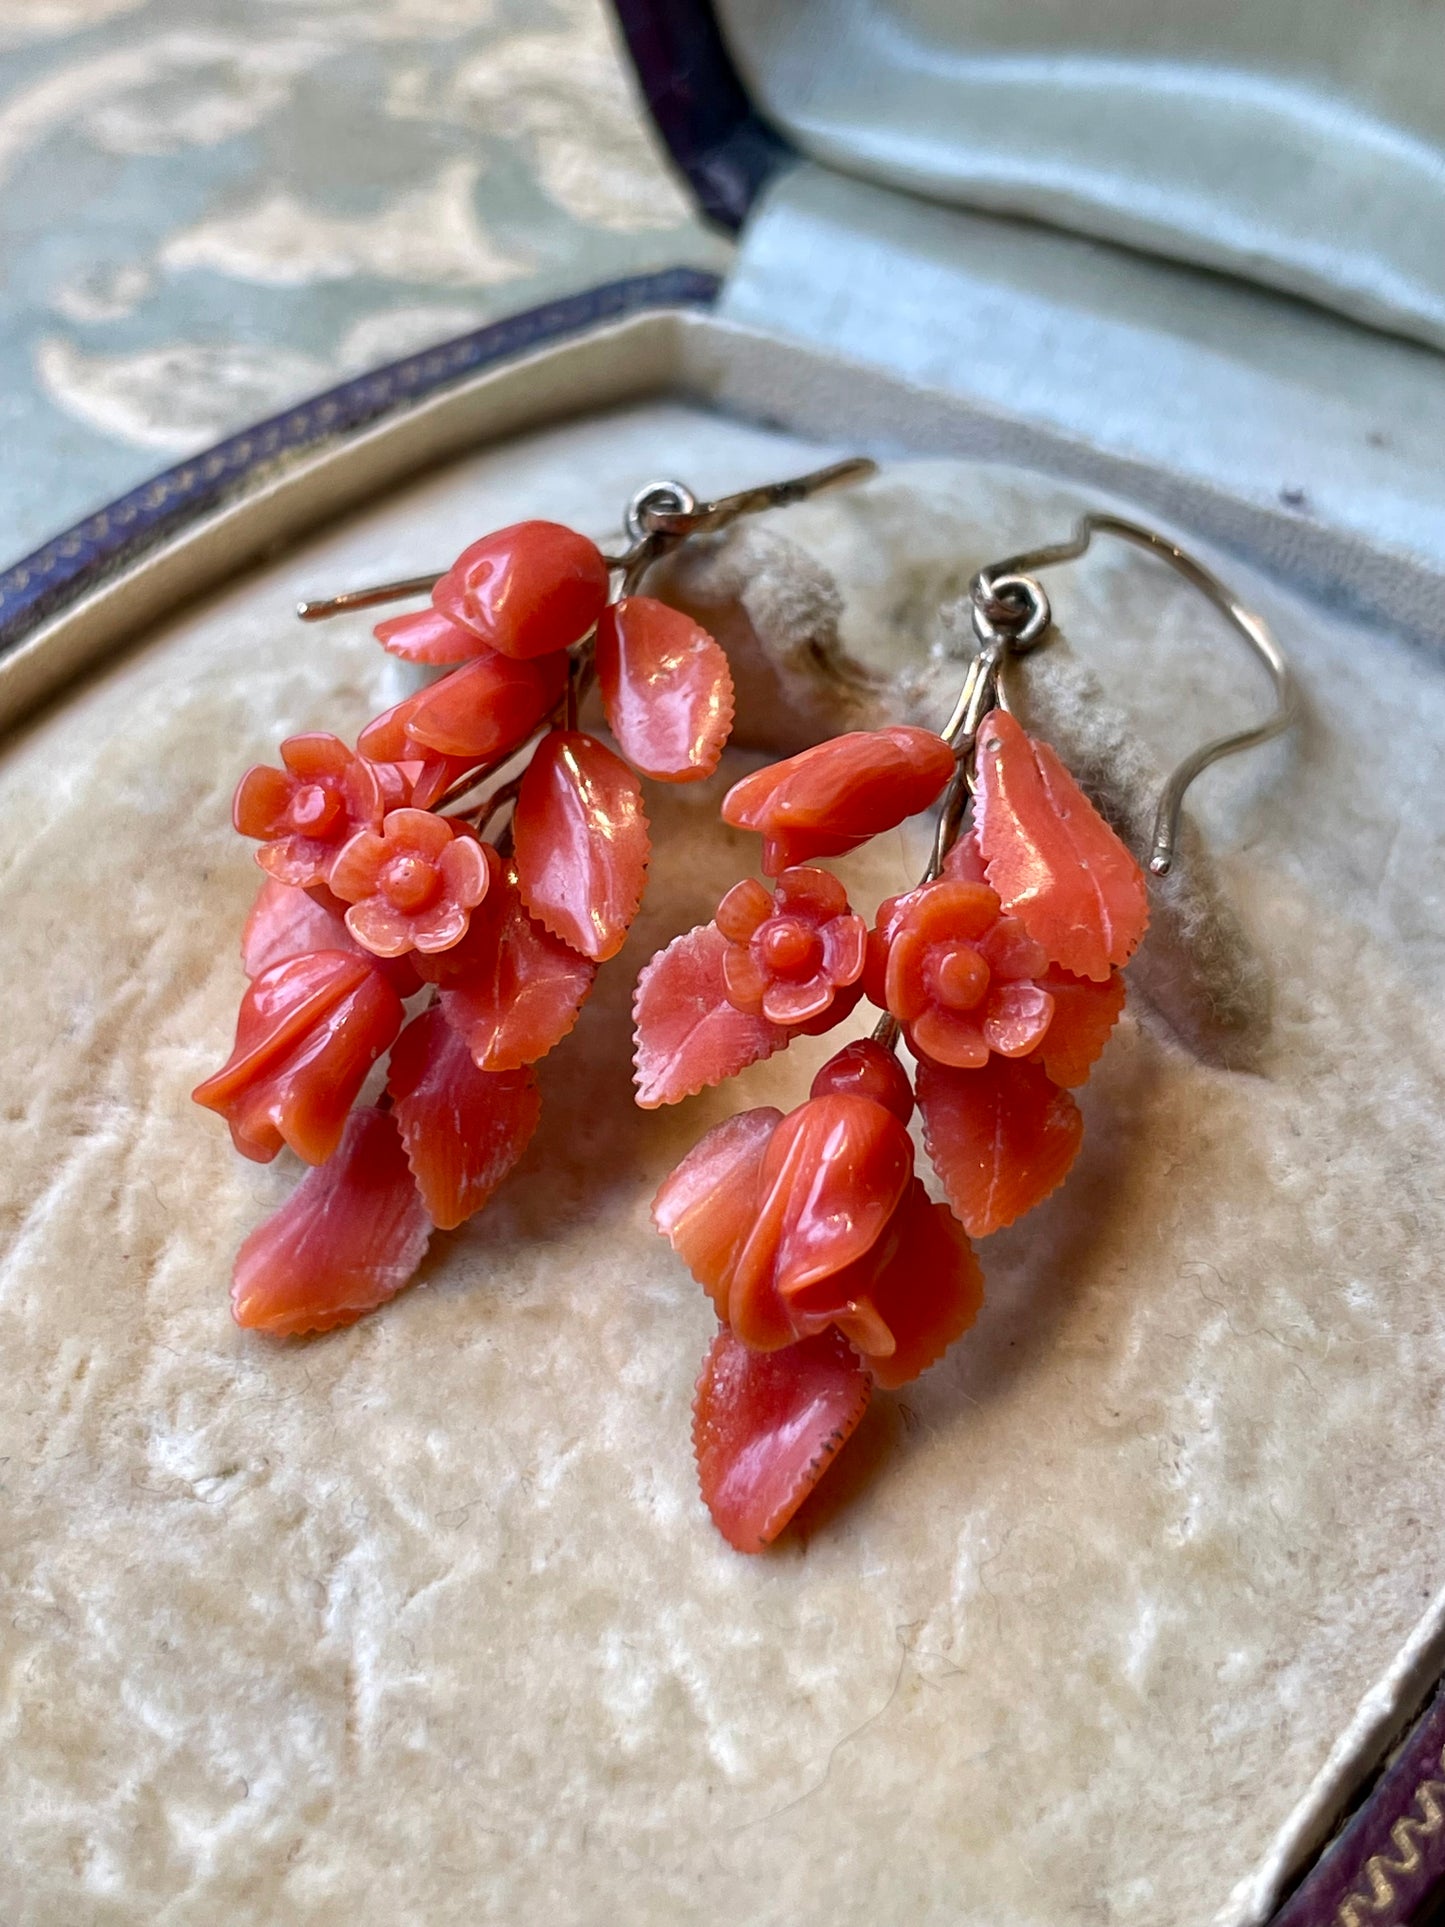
left=0, top=0, right=725, bottom=559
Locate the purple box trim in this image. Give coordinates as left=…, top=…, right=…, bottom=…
left=0, top=265, right=720, bottom=665
left=612, top=0, right=792, bottom=229
left=1269, top=1683, right=1445, bottom=1926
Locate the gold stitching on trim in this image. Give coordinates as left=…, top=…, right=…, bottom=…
left=1335, top=1740, right=1445, bottom=1925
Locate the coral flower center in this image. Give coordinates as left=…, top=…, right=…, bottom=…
left=758, top=917, right=823, bottom=980
left=288, top=783, right=342, bottom=836
left=929, top=944, right=991, bottom=1010
left=381, top=853, right=441, bottom=914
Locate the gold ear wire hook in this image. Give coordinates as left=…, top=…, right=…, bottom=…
left=970, top=514, right=1298, bottom=877
left=295, top=457, right=878, bottom=622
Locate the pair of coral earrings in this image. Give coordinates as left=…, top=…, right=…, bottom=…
left=193, top=457, right=1295, bottom=1553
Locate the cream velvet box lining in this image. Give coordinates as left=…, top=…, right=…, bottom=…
left=4, top=322, right=1445, bottom=1927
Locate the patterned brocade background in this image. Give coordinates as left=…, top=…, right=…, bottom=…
left=0, top=0, right=727, bottom=559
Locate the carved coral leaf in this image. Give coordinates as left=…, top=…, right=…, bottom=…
left=427, top=861, right=596, bottom=1072
left=632, top=922, right=785, bottom=1109
left=860, top=1182, right=984, bottom=1388
left=972, top=708, right=1148, bottom=981
left=513, top=729, right=650, bottom=962
left=231, top=1106, right=432, bottom=1335
left=596, top=596, right=735, bottom=782
left=1034, top=968, right=1126, bottom=1087
left=387, top=1007, right=541, bottom=1230
left=917, top=1053, right=1082, bottom=1238
left=692, top=1327, right=872, bottom=1552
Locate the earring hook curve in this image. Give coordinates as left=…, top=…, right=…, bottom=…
left=971, top=514, right=1298, bottom=876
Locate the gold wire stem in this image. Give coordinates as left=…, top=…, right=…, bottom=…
left=969, top=514, right=1297, bottom=876
left=296, top=458, right=878, bottom=623
left=296, top=573, right=441, bottom=622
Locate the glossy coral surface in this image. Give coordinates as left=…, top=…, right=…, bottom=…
left=653, top=1107, right=785, bottom=1323
left=808, top=1037, right=914, bottom=1123
left=193, top=950, right=402, bottom=1165
left=595, top=596, right=735, bottom=782
left=432, top=519, right=609, bottom=660
left=356, top=698, right=478, bottom=812
left=373, top=605, right=487, bottom=664
left=387, top=1007, right=540, bottom=1229
left=421, top=857, right=595, bottom=1072
left=746, top=1095, right=914, bottom=1306
left=917, top=1053, right=1082, bottom=1237
left=233, top=733, right=384, bottom=889
left=692, top=1327, right=872, bottom=1552
left=402, top=647, right=567, bottom=761
left=721, top=726, right=955, bottom=874
left=868, top=877, right=1054, bottom=1070
left=1033, top=966, right=1126, bottom=1087
left=972, top=708, right=1148, bottom=981
left=231, top=1106, right=432, bottom=1335
left=716, top=867, right=866, bottom=1030
left=329, top=809, right=491, bottom=958
left=632, top=922, right=783, bottom=1108
left=240, top=878, right=421, bottom=995
left=845, top=1181, right=983, bottom=1389
left=656, top=1094, right=914, bottom=1353
left=656, top=1090, right=983, bottom=1389
left=512, top=729, right=649, bottom=961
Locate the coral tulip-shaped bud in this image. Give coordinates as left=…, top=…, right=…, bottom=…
left=814, top=1180, right=983, bottom=1389
left=692, top=1327, right=873, bottom=1552
left=329, top=808, right=491, bottom=958
left=731, top=1093, right=913, bottom=1351
left=972, top=708, right=1148, bottom=981
left=233, top=733, right=385, bottom=890
left=432, top=519, right=609, bottom=660
left=715, top=866, right=866, bottom=1031
left=512, top=729, right=649, bottom=961
left=654, top=1091, right=913, bottom=1353
left=867, top=877, right=1054, bottom=1070
left=595, top=596, right=734, bottom=781
left=231, top=1106, right=432, bottom=1335
left=654, top=1052, right=984, bottom=1394
left=192, top=950, right=403, bottom=1165
left=722, top=726, right=955, bottom=874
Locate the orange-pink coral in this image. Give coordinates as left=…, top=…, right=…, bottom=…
left=328, top=809, right=491, bottom=958
left=716, top=866, right=866, bottom=1030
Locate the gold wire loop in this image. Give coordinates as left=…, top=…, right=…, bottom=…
left=623, top=479, right=697, bottom=544
left=969, top=514, right=1298, bottom=877
left=970, top=572, right=1052, bottom=653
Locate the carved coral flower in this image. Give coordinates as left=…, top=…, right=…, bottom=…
left=715, top=866, right=867, bottom=1029
left=329, top=808, right=492, bottom=958
left=232, top=733, right=385, bottom=890
left=869, top=877, right=1054, bottom=1069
